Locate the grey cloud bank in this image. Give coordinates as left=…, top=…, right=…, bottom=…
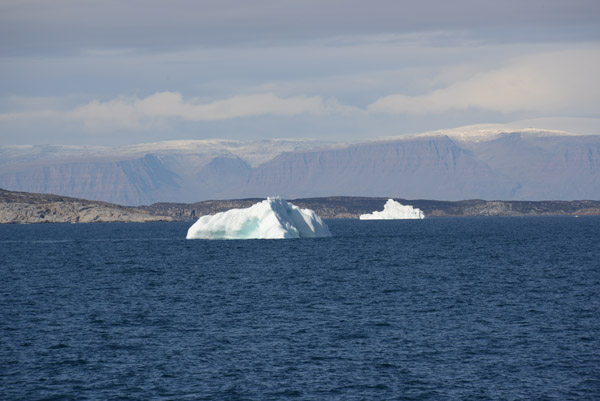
left=1, top=0, right=599, bottom=145
left=2, top=0, right=599, bottom=54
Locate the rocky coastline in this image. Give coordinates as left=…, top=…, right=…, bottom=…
left=0, top=189, right=173, bottom=224
left=2, top=189, right=599, bottom=224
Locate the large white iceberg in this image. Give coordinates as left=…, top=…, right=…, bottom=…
left=360, top=199, right=425, bottom=220
left=186, top=197, right=332, bottom=239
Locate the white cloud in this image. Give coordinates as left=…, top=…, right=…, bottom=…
left=2, top=48, right=599, bottom=136
left=0, top=92, right=343, bottom=130
left=368, top=49, right=600, bottom=115
left=64, top=92, right=332, bottom=130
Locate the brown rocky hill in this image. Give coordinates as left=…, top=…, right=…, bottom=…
left=0, top=188, right=173, bottom=223
left=142, top=196, right=600, bottom=220
left=2, top=189, right=599, bottom=224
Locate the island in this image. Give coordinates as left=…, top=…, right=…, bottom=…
left=1, top=188, right=599, bottom=224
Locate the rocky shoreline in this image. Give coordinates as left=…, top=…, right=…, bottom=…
left=2, top=189, right=600, bottom=224
left=0, top=189, right=173, bottom=224
left=143, top=197, right=600, bottom=220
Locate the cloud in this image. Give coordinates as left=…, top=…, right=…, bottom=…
left=2, top=0, right=599, bottom=57
left=368, top=49, right=600, bottom=115
left=64, top=92, right=334, bottom=130
left=0, top=92, right=339, bottom=130
left=0, top=92, right=360, bottom=131
left=2, top=48, right=599, bottom=135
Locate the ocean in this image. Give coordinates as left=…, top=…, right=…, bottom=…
left=1, top=218, right=599, bottom=400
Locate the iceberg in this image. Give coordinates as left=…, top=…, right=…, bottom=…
left=186, top=197, right=332, bottom=239
left=360, top=199, right=425, bottom=220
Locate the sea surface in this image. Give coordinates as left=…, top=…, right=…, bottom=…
left=1, top=218, right=599, bottom=400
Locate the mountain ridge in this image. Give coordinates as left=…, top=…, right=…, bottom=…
left=1, top=127, right=599, bottom=205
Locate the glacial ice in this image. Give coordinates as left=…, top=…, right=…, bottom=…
left=360, top=199, right=425, bottom=220
left=186, top=197, right=332, bottom=239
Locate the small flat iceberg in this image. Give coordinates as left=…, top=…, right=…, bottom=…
left=186, top=197, right=332, bottom=239
left=360, top=199, right=425, bottom=220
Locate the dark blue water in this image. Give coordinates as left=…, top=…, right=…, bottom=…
left=1, top=218, right=599, bottom=400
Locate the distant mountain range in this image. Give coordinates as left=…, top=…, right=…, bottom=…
left=1, top=127, right=599, bottom=205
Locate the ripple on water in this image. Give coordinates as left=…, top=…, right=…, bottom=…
left=0, top=218, right=599, bottom=400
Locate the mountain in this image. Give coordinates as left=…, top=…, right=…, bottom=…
left=465, top=134, right=600, bottom=200
left=237, top=136, right=502, bottom=200
left=0, top=139, right=329, bottom=205
left=236, top=132, right=600, bottom=201
left=1, top=129, right=599, bottom=205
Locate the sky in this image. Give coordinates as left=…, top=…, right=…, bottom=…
left=1, top=0, right=599, bottom=146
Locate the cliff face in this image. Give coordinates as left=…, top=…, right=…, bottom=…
left=236, top=137, right=504, bottom=200
left=0, top=189, right=173, bottom=223
left=237, top=134, right=600, bottom=201
left=466, top=134, right=600, bottom=200
left=0, top=154, right=182, bottom=206
left=2, top=132, right=600, bottom=205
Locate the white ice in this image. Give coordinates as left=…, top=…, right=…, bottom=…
left=186, top=197, right=332, bottom=239
left=359, top=199, right=425, bottom=220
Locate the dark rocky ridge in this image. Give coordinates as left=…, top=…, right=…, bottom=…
left=142, top=196, right=600, bottom=220
left=2, top=189, right=599, bottom=224
left=0, top=188, right=173, bottom=223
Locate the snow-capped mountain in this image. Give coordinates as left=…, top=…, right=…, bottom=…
left=1, top=128, right=599, bottom=205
